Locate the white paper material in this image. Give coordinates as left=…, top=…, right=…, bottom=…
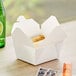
left=17, top=16, right=26, bottom=22
left=11, top=15, right=66, bottom=65
left=41, top=16, right=60, bottom=37
left=12, top=18, right=41, bottom=38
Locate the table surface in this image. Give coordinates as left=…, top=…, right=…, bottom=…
left=0, top=21, right=76, bottom=76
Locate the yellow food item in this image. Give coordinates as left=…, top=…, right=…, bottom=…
left=32, top=35, right=45, bottom=42
left=32, top=35, right=45, bottom=47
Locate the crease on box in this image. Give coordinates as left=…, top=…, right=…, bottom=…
left=11, top=15, right=67, bottom=65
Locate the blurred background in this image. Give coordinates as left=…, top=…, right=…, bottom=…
left=4, top=0, right=76, bottom=36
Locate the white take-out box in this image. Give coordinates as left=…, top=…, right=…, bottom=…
left=11, top=16, right=66, bottom=65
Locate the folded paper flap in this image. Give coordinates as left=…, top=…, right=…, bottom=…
left=12, top=18, right=41, bottom=38
left=17, top=16, right=26, bottom=22
left=11, top=22, right=19, bottom=34
left=24, top=19, right=41, bottom=37
left=12, top=28, right=34, bottom=48
left=12, top=16, right=27, bottom=33
left=46, top=26, right=67, bottom=43
left=41, top=16, right=60, bottom=37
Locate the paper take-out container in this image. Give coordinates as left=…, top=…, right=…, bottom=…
left=11, top=16, right=66, bottom=65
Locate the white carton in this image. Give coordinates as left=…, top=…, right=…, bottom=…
left=11, top=16, right=66, bottom=65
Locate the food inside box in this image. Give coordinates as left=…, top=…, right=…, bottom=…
left=32, top=34, right=45, bottom=47
left=32, top=35, right=45, bottom=42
